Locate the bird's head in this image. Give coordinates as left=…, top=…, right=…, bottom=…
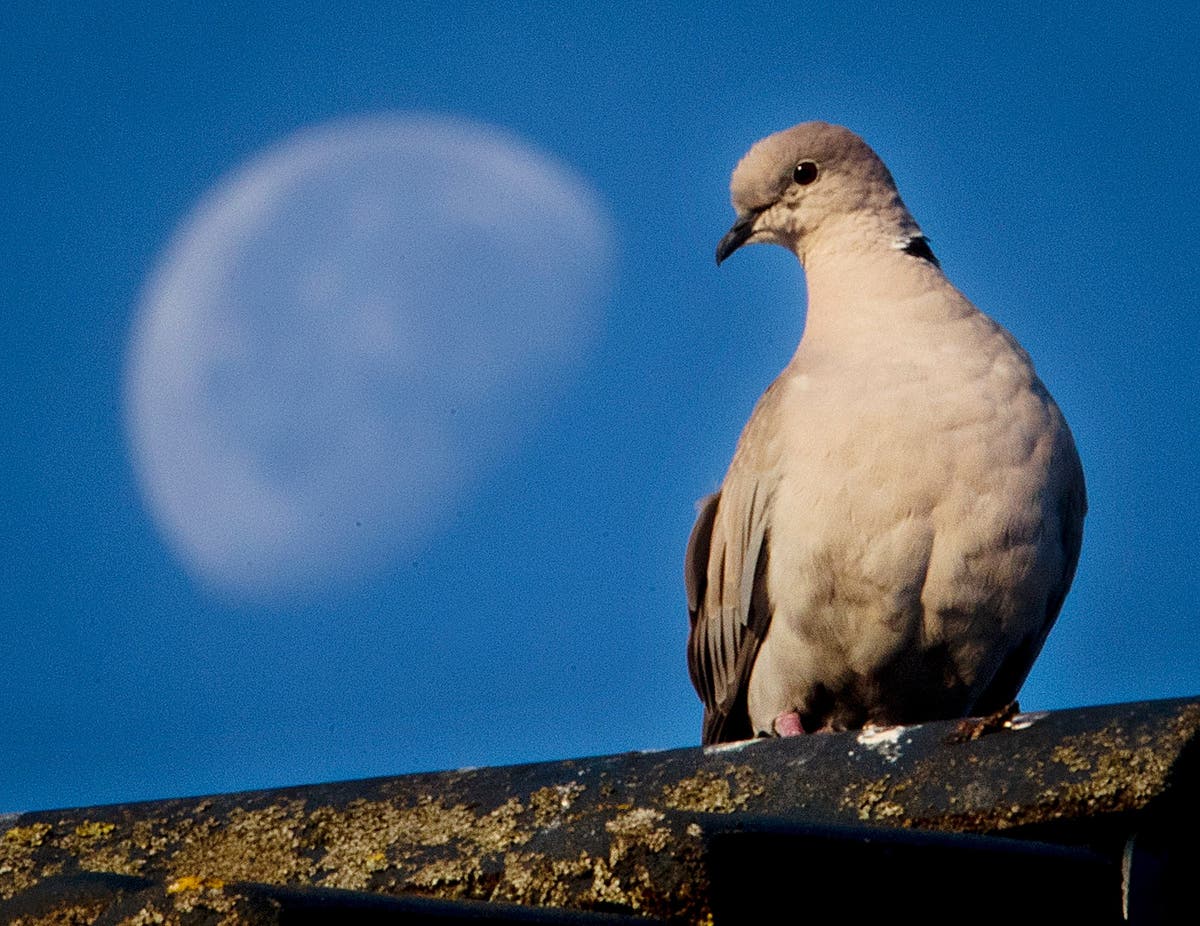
left=716, top=121, right=924, bottom=265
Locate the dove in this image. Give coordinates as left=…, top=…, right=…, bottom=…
left=686, top=122, right=1086, bottom=744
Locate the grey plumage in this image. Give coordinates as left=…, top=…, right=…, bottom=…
left=687, top=122, right=1085, bottom=745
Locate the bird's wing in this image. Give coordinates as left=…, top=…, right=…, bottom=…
left=685, top=478, right=774, bottom=744
left=975, top=444, right=1088, bottom=714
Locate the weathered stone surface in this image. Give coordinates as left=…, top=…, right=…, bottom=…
left=3, top=697, right=1198, bottom=923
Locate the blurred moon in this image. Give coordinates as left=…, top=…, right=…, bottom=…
left=125, top=114, right=613, bottom=601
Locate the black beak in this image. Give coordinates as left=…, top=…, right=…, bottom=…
left=715, top=209, right=762, bottom=265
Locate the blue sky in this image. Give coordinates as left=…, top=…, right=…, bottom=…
left=3, top=3, right=1197, bottom=813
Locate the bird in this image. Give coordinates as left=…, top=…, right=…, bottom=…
left=685, top=122, right=1086, bottom=745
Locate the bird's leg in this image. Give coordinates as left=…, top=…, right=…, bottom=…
left=948, top=700, right=1021, bottom=743
left=773, top=711, right=805, bottom=736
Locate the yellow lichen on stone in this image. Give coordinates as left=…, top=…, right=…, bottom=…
left=3, top=823, right=52, bottom=848
left=73, top=820, right=116, bottom=840
left=117, top=908, right=167, bottom=925
left=169, top=801, right=311, bottom=886
left=163, top=875, right=249, bottom=921
left=662, top=772, right=734, bottom=813
left=1078, top=745, right=1168, bottom=804
left=473, top=797, right=527, bottom=855
left=593, top=809, right=672, bottom=913
left=496, top=849, right=594, bottom=908
left=132, top=818, right=172, bottom=859
left=1172, top=702, right=1200, bottom=741
left=167, top=874, right=226, bottom=893
left=869, top=800, right=906, bottom=820
left=503, top=809, right=706, bottom=920
left=408, top=856, right=472, bottom=892
left=311, top=794, right=533, bottom=895
left=1044, top=723, right=1178, bottom=814
left=663, top=764, right=768, bottom=814
left=58, top=819, right=144, bottom=878
left=0, top=822, right=55, bottom=900
left=529, top=782, right=585, bottom=828
left=731, top=764, right=767, bottom=801
left=8, top=898, right=111, bottom=925
left=605, top=808, right=670, bottom=859
left=843, top=776, right=911, bottom=823
left=310, top=799, right=413, bottom=891
left=1050, top=744, right=1091, bottom=773
left=588, top=856, right=626, bottom=908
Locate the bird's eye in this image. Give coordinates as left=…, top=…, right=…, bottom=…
left=793, top=161, right=818, bottom=185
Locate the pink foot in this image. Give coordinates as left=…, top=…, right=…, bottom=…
left=773, top=711, right=805, bottom=736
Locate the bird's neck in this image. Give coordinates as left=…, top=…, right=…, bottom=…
left=797, top=217, right=970, bottom=345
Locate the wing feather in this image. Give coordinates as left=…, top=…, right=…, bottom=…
left=685, top=480, right=774, bottom=744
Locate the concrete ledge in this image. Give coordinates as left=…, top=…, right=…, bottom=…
left=3, top=696, right=1198, bottom=923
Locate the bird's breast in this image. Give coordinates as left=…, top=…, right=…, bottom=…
left=748, top=324, right=1069, bottom=690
